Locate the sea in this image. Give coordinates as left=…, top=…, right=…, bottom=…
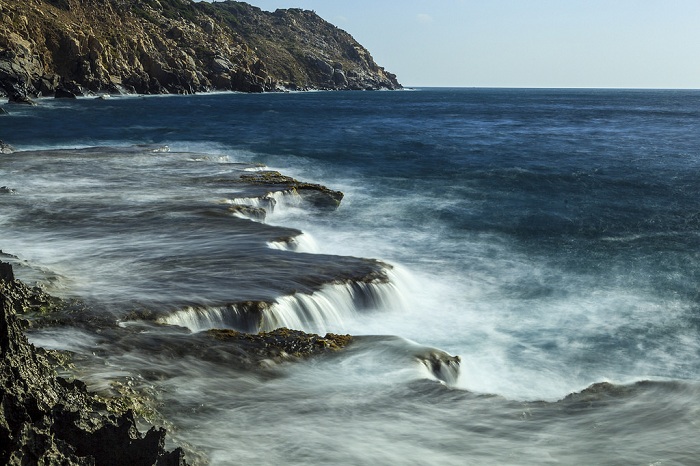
left=1, top=88, right=699, bottom=465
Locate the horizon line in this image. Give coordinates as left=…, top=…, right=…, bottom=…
left=404, top=85, right=700, bottom=91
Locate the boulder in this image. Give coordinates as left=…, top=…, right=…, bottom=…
left=57, top=80, right=85, bottom=97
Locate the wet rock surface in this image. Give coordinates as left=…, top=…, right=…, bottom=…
left=240, top=171, right=344, bottom=209
left=0, top=263, right=189, bottom=466
left=207, top=327, right=353, bottom=361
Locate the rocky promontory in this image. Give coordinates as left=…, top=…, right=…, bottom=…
left=0, top=0, right=401, bottom=100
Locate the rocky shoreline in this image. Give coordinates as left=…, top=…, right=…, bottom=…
left=0, top=259, right=357, bottom=465
left=0, top=262, right=190, bottom=465
left=0, top=0, right=401, bottom=102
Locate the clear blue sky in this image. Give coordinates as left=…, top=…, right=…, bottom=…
left=202, top=0, right=700, bottom=89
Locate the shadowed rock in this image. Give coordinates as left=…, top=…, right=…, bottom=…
left=0, top=262, right=189, bottom=465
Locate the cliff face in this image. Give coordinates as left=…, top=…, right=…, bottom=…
left=0, top=0, right=401, bottom=99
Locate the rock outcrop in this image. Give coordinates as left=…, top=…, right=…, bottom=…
left=0, top=0, right=401, bottom=100
left=0, top=263, right=189, bottom=466
left=239, top=170, right=345, bottom=209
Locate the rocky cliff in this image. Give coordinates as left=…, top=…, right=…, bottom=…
left=0, top=0, right=401, bottom=100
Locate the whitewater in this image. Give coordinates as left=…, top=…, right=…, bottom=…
left=1, top=88, right=699, bottom=464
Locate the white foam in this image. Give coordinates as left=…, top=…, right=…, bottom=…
left=157, top=305, right=251, bottom=333
left=223, top=189, right=301, bottom=218
left=260, top=269, right=407, bottom=334
left=267, top=232, right=320, bottom=253
left=157, top=267, right=407, bottom=335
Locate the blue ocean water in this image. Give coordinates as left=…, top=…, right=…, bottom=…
left=2, top=88, right=700, bottom=464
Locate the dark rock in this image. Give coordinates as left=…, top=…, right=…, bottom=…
left=206, top=327, right=354, bottom=361
left=109, top=315, right=354, bottom=368
left=333, top=69, right=348, bottom=87
left=54, top=87, right=77, bottom=99
left=0, top=262, right=190, bottom=465
left=240, top=171, right=344, bottom=209
left=0, top=107, right=8, bottom=115
left=57, top=81, right=85, bottom=97
left=8, top=92, right=36, bottom=105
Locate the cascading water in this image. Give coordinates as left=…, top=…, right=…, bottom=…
left=267, top=232, right=320, bottom=253
left=157, top=266, right=409, bottom=335
left=260, top=270, right=407, bottom=334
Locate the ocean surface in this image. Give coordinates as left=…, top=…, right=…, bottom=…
left=1, top=88, right=700, bottom=465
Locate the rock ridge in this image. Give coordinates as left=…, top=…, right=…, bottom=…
left=0, top=0, right=401, bottom=100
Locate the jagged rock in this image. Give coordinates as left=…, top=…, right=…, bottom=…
left=54, top=87, right=77, bottom=98
left=0, top=262, right=13, bottom=280
left=8, top=92, right=36, bottom=105
left=55, top=81, right=84, bottom=98
left=240, top=171, right=344, bottom=209
left=207, top=327, right=353, bottom=360
left=0, top=262, right=190, bottom=465
left=0, top=0, right=401, bottom=97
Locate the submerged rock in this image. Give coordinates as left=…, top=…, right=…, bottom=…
left=7, top=92, right=36, bottom=105
left=0, top=262, right=189, bottom=466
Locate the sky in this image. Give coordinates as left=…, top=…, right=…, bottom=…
left=201, top=0, right=700, bottom=89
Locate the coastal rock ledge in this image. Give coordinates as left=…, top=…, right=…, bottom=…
left=0, top=0, right=401, bottom=100
left=0, top=263, right=189, bottom=466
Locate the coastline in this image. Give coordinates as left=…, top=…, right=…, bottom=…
left=0, top=0, right=401, bottom=103
left=0, top=258, right=363, bottom=464
left=3, top=88, right=700, bottom=463
left=0, top=261, right=189, bottom=465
